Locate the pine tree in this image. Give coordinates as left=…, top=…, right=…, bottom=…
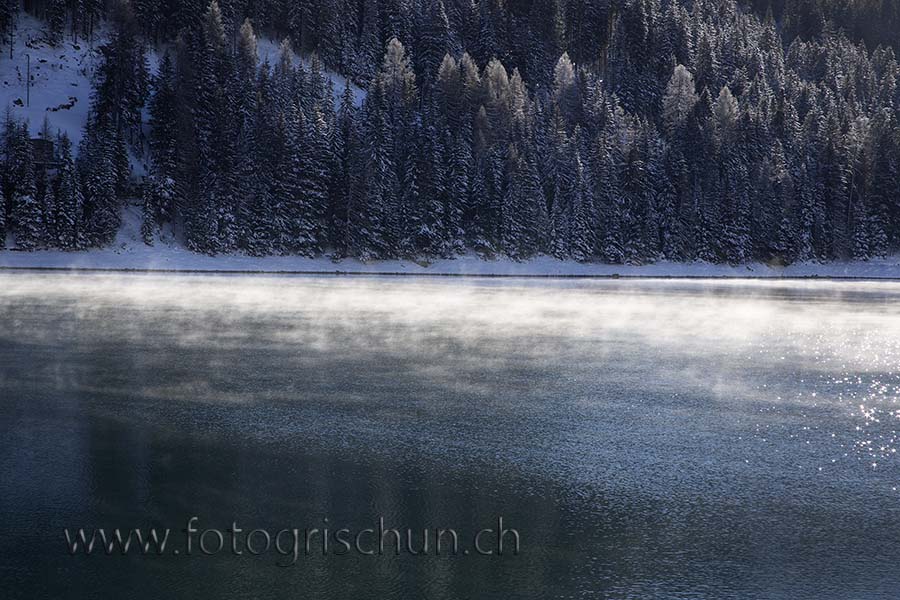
left=550, top=130, right=576, bottom=259
left=47, top=0, right=67, bottom=45
left=330, top=82, right=358, bottom=256
left=566, top=0, right=608, bottom=68
left=273, top=104, right=317, bottom=255
left=140, top=173, right=173, bottom=246
left=3, top=0, right=897, bottom=267
left=378, top=38, right=418, bottom=126
left=417, top=0, right=455, bottom=88
left=187, top=0, right=236, bottom=254
left=350, top=84, right=393, bottom=260
left=318, top=0, right=354, bottom=74
left=553, top=53, right=581, bottom=127
left=411, top=117, right=448, bottom=257
left=712, top=86, right=739, bottom=148
left=444, top=127, right=471, bottom=256
left=241, top=61, right=277, bottom=256
left=867, top=111, right=897, bottom=256
left=149, top=52, right=178, bottom=184
left=595, top=107, right=627, bottom=263
left=621, top=121, right=655, bottom=263
left=502, top=145, right=547, bottom=260
left=9, top=121, right=43, bottom=249
left=231, top=18, right=263, bottom=254
left=0, top=111, right=12, bottom=249
left=475, top=0, right=505, bottom=66
left=0, top=0, right=16, bottom=59
left=0, top=187, right=5, bottom=249
left=79, top=118, right=120, bottom=247
left=367, top=37, right=418, bottom=257
left=570, top=149, right=597, bottom=262
left=91, top=0, right=149, bottom=135
left=662, top=64, right=699, bottom=137
left=299, top=107, right=332, bottom=255
left=353, top=0, right=381, bottom=80
left=144, top=51, right=178, bottom=240
left=53, top=133, right=84, bottom=250
left=692, top=31, right=719, bottom=94
left=35, top=166, right=54, bottom=246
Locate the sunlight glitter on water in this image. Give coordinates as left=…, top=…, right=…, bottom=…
left=771, top=328, right=900, bottom=486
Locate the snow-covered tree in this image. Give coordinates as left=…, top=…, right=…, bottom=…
left=662, top=64, right=698, bottom=136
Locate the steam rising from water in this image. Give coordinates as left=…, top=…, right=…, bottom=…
left=3, top=273, right=900, bottom=598
left=2, top=274, right=899, bottom=479
left=2, top=273, right=898, bottom=349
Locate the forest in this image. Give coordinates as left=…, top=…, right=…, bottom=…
left=1, top=0, right=899, bottom=263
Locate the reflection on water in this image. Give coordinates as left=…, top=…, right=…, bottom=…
left=1, top=274, right=900, bottom=599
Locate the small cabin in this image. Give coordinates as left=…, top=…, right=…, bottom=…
left=29, top=138, right=61, bottom=169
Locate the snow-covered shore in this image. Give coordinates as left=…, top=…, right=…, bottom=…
left=2, top=207, right=899, bottom=280
left=3, top=249, right=899, bottom=279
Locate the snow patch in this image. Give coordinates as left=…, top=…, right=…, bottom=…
left=256, top=37, right=366, bottom=108
left=0, top=13, right=104, bottom=146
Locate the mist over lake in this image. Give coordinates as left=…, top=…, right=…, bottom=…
left=2, top=274, right=900, bottom=599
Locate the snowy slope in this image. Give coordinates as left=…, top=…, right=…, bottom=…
left=256, top=38, right=366, bottom=108
left=0, top=17, right=364, bottom=156
left=0, top=14, right=158, bottom=176
left=0, top=14, right=103, bottom=146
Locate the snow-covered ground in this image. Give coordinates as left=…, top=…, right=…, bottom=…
left=1, top=15, right=162, bottom=175
left=0, top=14, right=103, bottom=147
left=1, top=204, right=898, bottom=279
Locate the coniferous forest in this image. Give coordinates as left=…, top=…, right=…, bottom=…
left=1, top=0, right=900, bottom=263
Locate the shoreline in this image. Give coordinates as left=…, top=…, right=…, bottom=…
left=2, top=259, right=900, bottom=282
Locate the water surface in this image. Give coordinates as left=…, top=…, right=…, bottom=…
left=1, top=274, right=899, bottom=599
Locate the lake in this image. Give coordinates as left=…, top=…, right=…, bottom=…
left=1, top=273, right=899, bottom=599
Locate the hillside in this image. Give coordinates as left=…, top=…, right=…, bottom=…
left=0, top=0, right=898, bottom=270
left=0, top=14, right=362, bottom=155
left=1, top=14, right=99, bottom=146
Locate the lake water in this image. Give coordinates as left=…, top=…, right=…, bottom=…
left=1, top=273, right=900, bottom=599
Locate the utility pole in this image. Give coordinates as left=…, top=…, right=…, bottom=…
left=24, top=53, right=30, bottom=107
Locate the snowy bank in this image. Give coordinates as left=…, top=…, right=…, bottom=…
left=1, top=206, right=899, bottom=280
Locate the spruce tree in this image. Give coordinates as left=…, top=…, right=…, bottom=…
left=53, top=134, right=84, bottom=250
left=570, top=149, right=597, bottom=263
left=188, top=0, right=235, bottom=254
left=553, top=53, right=581, bottom=127
left=417, top=0, right=455, bottom=89
left=662, top=64, right=699, bottom=137
left=330, top=82, right=358, bottom=256
left=502, top=145, right=547, bottom=260
left=47, top=0, right=67, bottom=45
left=9, top=121, right=43, bottom=249
left=148, top=52, right=178, bottom=185
left=350, top=84, right=393, bottom=260
left=79, top=118, right=120, bottom=247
